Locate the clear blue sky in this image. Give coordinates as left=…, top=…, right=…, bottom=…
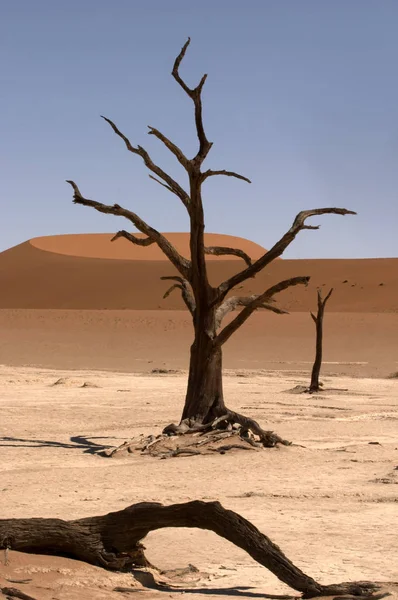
left=1, top=0, right=397, bottom=258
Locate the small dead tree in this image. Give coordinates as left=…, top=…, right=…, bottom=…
left=0, top=501, right=382, bottom=598
left=67, top=39, right=355, bottom=447
left=309, top=288, right=333, bottom=393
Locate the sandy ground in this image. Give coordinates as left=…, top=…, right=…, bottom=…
left=1, top=365, right=397, bottom=600
left=0, top=309, right=397, bottom=378
left=0, top=233, right=397, bottom=598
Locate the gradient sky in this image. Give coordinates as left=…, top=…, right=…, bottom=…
left=1, top=0, right=397, bottom=258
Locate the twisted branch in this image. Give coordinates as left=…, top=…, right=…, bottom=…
left=161, top=276, right=196, bottom=314
left=172, top=38, right=212, bottom=163
left=216, top=276, right=310, bottom=346
left=204, top=245, right=252, bottom=266
left=110, top=230, right=155, bottom=246
left=217, top=208, right=356, bottom=300
left=0, top=501, right=383, bottom=598
left=66, top=181, right=191, bottom=279
left=202, top=169, right=251, bottom=184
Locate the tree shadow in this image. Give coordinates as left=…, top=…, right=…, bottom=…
left=119, top=571, right=297, bottom=599
left=0, top=435, right=114, bottom=455
left=116, top=581, right=295, bottom=599
left=157, top=588, right=295, bottom=599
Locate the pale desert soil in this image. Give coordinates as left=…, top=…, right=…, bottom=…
left=1, top=366, right=397, bottom=600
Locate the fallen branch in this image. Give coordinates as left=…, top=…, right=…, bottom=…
left=0, top=501, right=382, bottom=598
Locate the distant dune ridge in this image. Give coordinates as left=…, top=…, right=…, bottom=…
left=0, top=232, right=397, bottom=311
left=31, top=232, right=269, bottom=261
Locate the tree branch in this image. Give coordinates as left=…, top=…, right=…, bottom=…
left=216, top=276, right=310, bottom=346
left=0, top=501, right=382, bottom=598
left=147, top=126, right=189, bottom=170
left=161, top=276, right=196, bottom=314
left=110, top=230, right=155, bottom=246
left=217, top=208, right=356, bottom=300
left=66, top=181, right=191, bottom=279
left=215, top=295, right=288, bottom=329
left=321, top=287, right=334, bottom=305
left=172, top=38, right=212, bottom=163
left=204, top=246, right=252, bottom=266
left=202, top=169, right=251, bottom=184
left=100, top=116, right=190, bottom=210
left=311, top=288, right=334, bottom=324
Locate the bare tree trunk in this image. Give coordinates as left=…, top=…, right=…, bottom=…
left=309, top=289, right=333, bottom=393
left=0, top=501, right=380, bottom=599
left=182, top=342, right=224, bottom=423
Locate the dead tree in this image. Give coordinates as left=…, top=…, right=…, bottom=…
left=0, top=500, right=381, bottom=598
left=309, top=288, right=333, bottom=393
left=67, top=39, right=355, bottom=446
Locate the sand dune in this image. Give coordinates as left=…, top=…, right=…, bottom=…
left=0, top=233, right=397, bottom=311
left=31, top=232, right=269, bottom=261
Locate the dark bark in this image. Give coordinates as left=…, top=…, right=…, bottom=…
left=67, top=38, right=355, bottom=439
left=0, top=501, right=381, bottom=598
left=309, top=289, right=333, bottom=393
left=0, top=588, right=38, bottom=600
left=182, top=334, right=225, bottom=423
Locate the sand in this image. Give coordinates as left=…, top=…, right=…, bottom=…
left=1, top=366, right=397, bottom=599
left=0, top=309, right=397, bottom=378
left=0, top=232, right=397, bottom=599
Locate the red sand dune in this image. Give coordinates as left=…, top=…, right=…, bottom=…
left=0, top=233, right=397, bottom=312
left=31, top=232, right=269, bottom=261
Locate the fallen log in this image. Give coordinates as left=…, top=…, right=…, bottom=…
left=0, top=500, right=383, bottom=598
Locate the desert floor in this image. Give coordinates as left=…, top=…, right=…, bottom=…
left=1, top=309, right=397, bottom=378
left=1, top=365, right=397, bottom=600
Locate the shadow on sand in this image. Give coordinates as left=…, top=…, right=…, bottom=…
left=0, top=435, right=114, bottom=455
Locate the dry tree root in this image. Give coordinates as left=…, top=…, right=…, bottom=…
left=0, top=588, right=38, bottom=600
left=0, top=501, right=387, bottom=598
left=209, top=409, right=291, bottom=448
left=103, top=411, right=291, bottom=459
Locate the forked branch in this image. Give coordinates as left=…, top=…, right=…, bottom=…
left=101, top=116, right=191, bottom=209
left=216, top=276, right=310, bottom=346
left=172, top=38, right=212, bottom=163
left=161, top=276, right=196, bottom=314
left=309, top=288, right=334, bottom=393
left=215, top=295, right=288, bottom=329
left=217, top=208, right=356, bottom=300
left=66, top=181, right=191, bottom=279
